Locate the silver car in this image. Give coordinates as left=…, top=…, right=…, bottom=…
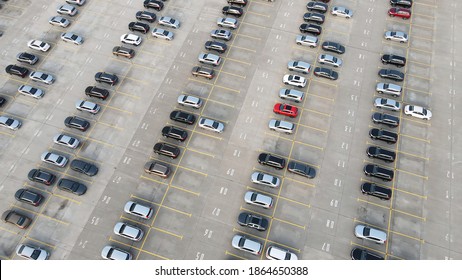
left=41, top=152, right=68, bottom=167
left=16, top=244, right=49, bottom=260
left=217, top=17, right=238, bottom=29
left=384, top=31, right=408, bottom=43
left=283, top=74, right=307, bottom=88
left=210, top=29, right=232, bottom=41
left=113, top=222, right=144, bottom=241
left=57, top=4, right=78, bottom=16
left=279, top=88, right=304, bottom=103
left=0, top=116, right=22, bottom=130
left=354, top=224, right=387, bottom=244
left=177, top=94, right=202, bottom=108
left=61, top=32, right=84, bottom=45
left=331, top=6, right=353, bottom=18
left=75, top=100, right=101, bottom=114
left=158, top=16, right=180, bottom=29
left=250, top=172, right=281, bottom=188
left=266, top=245, right=298, bottom=260
left=29, top=71, right=55, bottom=85
left=318, top=54, right=343, bottom=67
left=231, top=235, right=263, bottom=255
left=244, top=191, right=273, bottom=209
left=198, top=53, right=222, bottom=66
left=53, top=134, right=80, bottom=149
left=18, top=85, right=44, bottom=99
left=152, top=28, right=173, bottom=40
left=268, top=119, right=295, bottom=134
left=101, top=246, right=132, bottom=260
left=376, top=83, right=402, bottom=97
left=198, top=117, right=224, bottom=133
left=287, top=60, right=311, bottom=74
left=295, top=34, right=318, bottom=48
left=374, top=98, right=401, bottom=111
left=124, top=201, right=154, bottom=219
left=49, top=16, right=70, bottom=28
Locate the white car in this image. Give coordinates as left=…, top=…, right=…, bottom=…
left=0, top=116, right=22, bottom=130
left=16, top=244, right=49, bottom=260
left=113, top=222, right=144, bottom=241
left=41, top=152, right=68, bottom=167
left=250, top=172, right=281, bottom=188
left=28, top=40, right=51, bottom=52
left=61, top=32, right=84, bottom=45
left=404, top=105, right=432, bottom=120
left=198, top=118, right=224, bottom=133
left=53, top=134, right=80, bottom=149
left=266, top=245, right=298, bottom=260
left=49, top=16, right=70, bottom=28
left=158, top=16, right=180, bottom=29
left=318, top=54, right=343, bottom=67
left=283, top=74, right=307, bottom=88
left=29, top=71, right=55, bottom=85
left=268, top=119, right=295, bottom=134
left=101, top=246, right=132, bottom=260
left=384, top=31, right=408, bottom=43
left=198, top=53, right=222, bottom=66
left=244, top=191, right=273, bottom=209
left=120, top=33, right=142, bottom=46
left=18, top=85, right=44, bottom=99
left=217, top=17, right=238, bottom=29
left=75, top=100, right=101, bottom=114
left=152, top=28, right=173, bottom=40
left=124, top=201, right=154, bottom=219
left=177, top=94, right=202, bottom=108
left=287, top=60, right=311, bottom=74
left=331, top=6, right=353, bottom=18
left=57, top=4, right=78, bottom=16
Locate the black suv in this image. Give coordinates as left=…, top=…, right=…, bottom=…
left=153, top=142, right=180, bottom=158
left=378, top=69, right=404, bottom=81
left=222, top=6, right=243, bottom=17
left=169, top=110, right=196, bottom=125
left=299, top=23, right=322, bottom=35
left=287, top=161, right=316, bottom=178
left=350, top=248, right=384, bottom=260
left=390, top=0, right=412, bottom=8
left=128, top=21, right=150, bottom=34
left=161, top=126, right=188, bottom=142
left=372, top=113, right=400, bottom=128
left=28, top=169, right=56, bottom=185
left=136, top=11, right=156, bottom=23
left=95, top=72, right=119, bottom=86
left=306, top=1, right=328, bottom=13
left=381, top=54, right=406, bottom=67
left=366, top=146, right=396, bottom=162
left=64, top=116, right=90, bottom=131
left=205, top=41, right=227, bottom=54
left=303, top=12, right=325, bottom=24
left=258, top=153, right=286, bottom=169
left=85, top=86, right=109, bottom=100
left=143, top=0, right=163, bottom=11
left=369, top=128, right=398, bottom=144
left=322, top=41, right=345, bottom=54
left=363, top=164, right=394, bottom=181
left=5, top=64, right=29, bottom=77
left=16, top=52, right=39, bottom=65
left=237, top=212, right=268, bottom=231
left=361, top=182, right=392, bottom=200
left=15, top=189, right=43, bottom=206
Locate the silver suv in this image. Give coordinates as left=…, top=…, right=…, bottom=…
left=354, top=224, right=387, bottom=244
left=287, top=60, right=311, bottom=74
left=198, top=53, right=222, bottom=66
left=268, top=119, right=295, bottom=134
left=266, top=245, right=298, bottom=260
left=376, top=83, right=402, bottom=97
left=231, top=235, right=262, bottom=255
left=278, top=88, right=304, bottom=103
left=217, top=17, right=238, bottom=29
left=113, top=222, right=144, bottom=241
left=244, top=191, right=273, bottom=208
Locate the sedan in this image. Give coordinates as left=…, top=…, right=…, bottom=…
left=29, top=71, right=55, bottom=85
left=28, top=169, right=56, bottom=185
left=28, top=40, right=51, bottom=52
left=283, top=74, right=307, bottom=88
left=374, top=98, right=401, bottom=111
left=2, top=210, right=32, bottom=229
left=57, top=4, right=78, bottom=16
left=64, top=116, right=90, bottom=131
left=378, top=69, right=404, bottom=81
left=273, top=103, right=298, bottom=118
left=321, top=41, right=345, bottom=54
left=198, top=118, right=224, bottom=133
left=318, top=54, right=342, bottom=67
left=16, top=244, right=49, bottom=260
left=169, top=110, right=196, bottom=125
left=250, top=172, right=281, bottom=188
left=49, top=16, right=70, bottom=28
left=177, top=94, right=202, bottom=108
left=95, top=72, right=118, bottom=86
left=354, top=224, right=387, bottom=244
left=158, top=16, right=180, bottom=29
left=191, top=66, right=214, bottom=79
left=16, top=52, right=38, bottom=65
left=287, top=161, right=316, bottom=178
left=237, top=212, right=268, bottom=231
left=15, top=189, right=43, bottom=206
left=0, top=116, right=22, bottom=130
left=124, top=201, right=154, bottom=219
left=101, top=246, right=132, bottom=260
left=61, top=32, right=84, bottom=45
left=57, top=179, right=87, bottom=196
left=53, top=134, right=80, bottom=149
left=295, top=35, right=318, bottom=48
left=388, top=7, right=411, bottom=19
left=404, top=105, right=432, bottom=120
left=41, top=152, right=68, bottom=167
left=75, top=100, right=101, bottom=114
left=390, top=0, right=413, bottom=8
left=144, top=0, right=163, bottom=11
left=331, top=6, right=353, bottom=18
left=18, top=85, right=44, bottom=99
left=152, top=28, right=173, bottom=40
left=70, top=159, right=98, bottom=176
left=384, top=31, right=408, bottom=43
left=210, top=29, right=232, bottom=41
left=5, top=64, right=29, bottom=77
left=313, top=67, right=338, bottom=80
left=120, top=33, right=142, bottom=46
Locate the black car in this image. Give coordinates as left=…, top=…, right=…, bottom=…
left=322, top=41, right=345, bottom=54
left=128, top=21, right=150, bottom=34
left=227, top=0, right=247, bottom=6
left=258, top=153, right=286, bottom=169
left=169, top=110, right=196, bottom=125
left=287, top=161, right=316, bottom=178
left=363, top=164, right=394, bottom=181
left=390, top=0, right=412, bottom=8
left=136, top=11, right=157, bottom=23
left=222, top=6, right=244, bottom=17
left=153, top=142, right=180, bottom=158
left=94, top=72, right=119, bottom=86
left=70, top=159, right=99, bottom=176
left=5, top=65, right=29, bottom=77
left=57, top=179, right=87, bottom=195
left=378, top=69, right=404, bottom=81
left=366, top=146, right=396, bottom=162
left=64, top=116, right=90, bottom=131
left=143, top=0, right=163, bottom=11
left=350, top=248, right=384, bottom=260
left=372, top=113, right=400, bottom=128
left=14, top=189, right=43, bottom=206
left=161, top=126, right=188, bottom=142
left=16, top=52, right=39, bottom=65
left=360, top=182, right=392, bottom=200
left=381, top=54, right=406, bottom=67
left=303, top=12, right=325, bottom=24
left=85, top=86, right=109, bottom=100
left=313, top=67, right=338, bottom=80
left=369, top=128, right=398, bottom=144
left=205, top=41, right=227, bottom=54
left=27, top=169, right=56, bottom=185
left=237, top=212, right=268, bottom=231
left=306, top=1, right=328, bottom=13
left=299, top=23, right=322, bottom=35
left=0, top=96, right=6, bottom=108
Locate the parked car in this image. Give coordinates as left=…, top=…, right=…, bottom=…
left=158, top=16, right=180, bottom=29
left=318, top=54, right=342, bottom=67
left=350, top=248, right=384, bottom=260
left=363, top=164, right=394, bottom=181
left=191, top=66, right=214, bottom=79
left=136, top=10, right=157, bottom=22
left=60, top=32, right=84, bottom=45
left=0, top=116, right=22, bottom=130
left=144, top=161, right=171, bottom=178
left=27, top=40, right=50, bottom=52
left=354, top=224, right=387, bottom=244
left=53, top=134, right=80, bottom=149
left=367, top=146, right=396, bottom=162
left=41, top=152, right=68, bottom=167
left=14, top=189, right=43, bottom=206
left=372, top=112, right=400, bottom=127
left=57, top=4, right=78, bottom=16
left=374, top=98, right=401, bottom=111
left=161, top=125, right=188, bottom=141
left=153, top=142, right=180, bottom=158
left=381, top=54, right=406, bottom=67
left=299, top=23, right=322, bottom=35
left=303, top=12, right=325, bottom=24
left=231, top=235, right=262, bottom=255
left=18, top=85, right=44, bottom=99
left=198, top=118, right=224, bottom=133
left=85, top=86, right=109, bottom=100
left=49, top=16, right=70, bottom=28
left=222, top=6, right=243, bottom=17
left=124, top=201, right=154, bottom=219
left=64, top=116, right=90, bottom=131
left=268, top=119, right=295, bottom=134
left=177, top=94, right=203, bottom=108
left=390, top=0, right=413, bottom=8
left=369, top=128, right=398, bottom=144
left=273, top=103, right=298, bottom=118
left=113, top=222, right=144, bottom=241
left=384, top=31, right=408, bottom=43
left=101, top=246, right=132, bottom=260
left=361, top=182, right=392, bottom=200
left=120, top=34, right=142, bottom=46
left=75, top=99, right=101, bottom=114
left=306, top=1, right=328, bottom=14
left=16, top=244, right=49, bottom=260
left=322, top=41, right=345, bottom=54
left=227, top=0, right=247, bottom=6
left=287, top=60, right=311, bottom=74
left=66, top=0, right=86, bottom=6
left=279, top=88, right=304, bottom=103
left=28, top=169, right=56, bottom=185
left=29, top=71, right=54, bottom=85
left=287, top=161, right=316, bottom=178
left=57, top=178, right=87, bottom=195
left=237, top=212, right=268, bottom=231
left=313, top=67, right=338, bottom=80
left=376, top=82, right=402, bottom=97
left=378, top=69, right=404, bottom=81
left=112, top=46, right=135, bottom=58
left=217, top=17, right=238, bottom=29
left=388, top=7, right=411, bottom=19
left=250, top=172, right=281, bottom=188
left=16, top=52, right=38, bottom=65
left=5, top=64, right=29, bottom=77
left=244, top=191, right=273, bottom=209
left=152, top=28, right=173, bottom=40
left=198, top=52, right=222, bottom=66
left=266, top=246, right=298, bottom=260
left=128, top=21, right=150, bottom=34
left=404, top=105, right=432, bottom=120
left=70, top=159, right=99, bottom=176
left=295, top=34, right=318, bottom=48
left=143, top=0, right=163, bottom=11
left=2, top=210, right=31, bottom=229
left=283, top=74, right=307, bottom=88
left=204, top=40, right=227, bottom=53
left=210, top=29, right=232, bottom=41
left=258, top=153, right=286, bottom=169
left=95, top=72, right=118, bottom=85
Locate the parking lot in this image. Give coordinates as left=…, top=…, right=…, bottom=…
left=1, top=0, right=461, bottom=260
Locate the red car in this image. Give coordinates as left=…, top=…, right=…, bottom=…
left=388, top=8, right=411, bottom=19
left=273, top=103, right=298, bottom=118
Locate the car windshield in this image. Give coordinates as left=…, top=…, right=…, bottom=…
left=5, top=119, right=13, bottom=125
left=30, top=249, right=40, bottom=260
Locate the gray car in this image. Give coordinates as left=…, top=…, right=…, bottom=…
left=331, top=6, right=353, bottom=18
left=53, top=134, right=80, bottom=149
left=268, top=119, right=295, bottom=134
left=0, top=116, right=21, bottom=130
left=29, top=71, right=54, bottom=85
left=158, top=16, right=180, bottom=29
left=295, top=34, right=318, bottom=48
left=210, top=29, right=232, bottom=41
left=113, top=222, right=144, bottom=241
left=231, top=235, right=263, bottom=255
left=287, top=60, right=311, bottom=74
left=250, top=172, right=281, bottom=188
left=244, top=191, right=273, bottom=209
left=49, top=16, right=70, bottom=28
left=41, top=152, right=68, bottom=167
left=152, top=28, right=173, bottom=40
left=198, top=117, right=224, bottom=133
left=374, top=98, right=401, bottom=111
left=376, top=83, right=402, bottom=97
left=354, top=224, right=387, bottom=244
left=384, top=31, right=408, bottom=43
left=101, top=246, right=132, bottom=260
left=278, top=88, right=304, bottom=103
left=217, top=17, right=238, bottom=29
left=57, top=4, right=78, bottom=16
left=75, top=100, right=101, bottom=114
left=318, top=54, right=343, bottom=67
left=61, top=32, right=84, bottom=45
left=18, top=85, right=44, bottom=99
left=177, top=94, right=202, bottom=108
